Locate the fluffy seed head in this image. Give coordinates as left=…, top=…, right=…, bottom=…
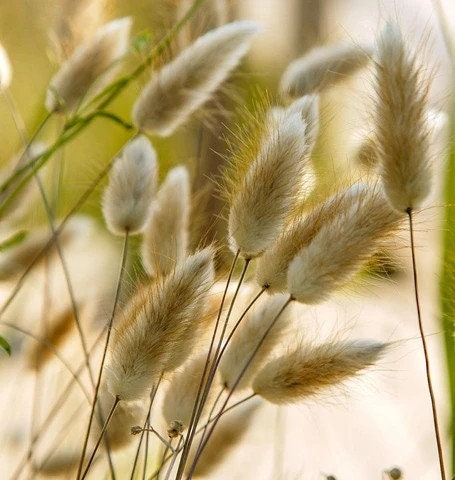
left=102, top=135, right=158, bottom=235
left=374, top=22, right=431, bottom=212
left=141, top=165, right=191, bottom=277
left=253, top=340, right=386, bottom=404
left=219, top=295, right=292, bottom=390
left=45, top=17, right=131, bottom=113
left=132, top=20, right=260, bottom=136
left=0, top=43, right=12, bottom=89
left=106, top=247, right=215, bottom=400
left=228, top=96, right=318, bottom=259
left=280, top=43, right=372, bottom=98
left=287, top=184, right=403, bottom=304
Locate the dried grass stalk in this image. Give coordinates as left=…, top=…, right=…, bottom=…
left=106, top=247, right=215, bottom=400
left=102, top=135, right=158, bottom=235
left=45, top=17, right=131, bottom=113
left=374, top=22, right=431, bottom=212
left=280, top=43, right=372, bottom=98
left=228, top=95, right=318, bottom=259
left=253, top=340, right=386, bottom=404
left=141, top=165, right=191, bottom=277
left=132, top=20, right=259, bottom=136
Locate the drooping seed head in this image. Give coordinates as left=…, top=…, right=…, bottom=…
left=253, top=340, right=387, bottom=404
left=45, top=17, right=132, bottom=113
left=287, top=184, right=403, bottom=304
left=132, top=20, right=260, bottom=136
left=102, top=135, right=158, bottom=235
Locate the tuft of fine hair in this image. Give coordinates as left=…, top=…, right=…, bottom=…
left=228, top=95, right=318, bottom=259
left=132, top=20, right=260, bottom=136
left=45, top=17, right=132, bottom=113
left=374, top=22, right=432, bottom=213
left=252, top=340, right=387, bottom=404
left=141, top=165, right=191, bottom=277
left=287, top=183, right=404, bottom=304
left=280, top=42, right=372, bottom=99
left=102, top=135, right=158, bottom=235
left=219, top=294, right=292, bottom=390
left=0, top=43, right=12, bottom=89
left=105, top=247, right=215, bottom=401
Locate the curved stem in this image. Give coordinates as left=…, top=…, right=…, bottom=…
left=407, top=208, right=446, bottom=480
left=76, top=231, right=129, bottom=479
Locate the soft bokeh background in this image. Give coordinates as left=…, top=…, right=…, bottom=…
left=0, top=1, right=453, bottom=479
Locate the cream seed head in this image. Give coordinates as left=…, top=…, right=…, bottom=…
left=280, top=42, right=372, bottom=99
left=102, top=135, right=158, bottom=235
left=132, top=20, right=260, bottom=136
left=374, top=22, right=431, bottom=213
left=106, top=247, right=215, bottom=401
left=228, top=97, right=318, bottom=259
left=287, top=184, right=403, bottom=304
left=141, top=165, right=191, bottom=277
left=45, top=17, right=132, bottom=113
left=252, top=340, right=386, bottom=404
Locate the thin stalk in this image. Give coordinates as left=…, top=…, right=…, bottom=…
left=175, top=250, right=239, bottom=478
left=199, top=385, right=225, bottom=444
left=407, top=208, right=446, bottom=480
left=76, top=231, right=129, bottom=479
left=80, top=396, right=120, bottom=480
left=177, top=258, right=250, bottom=477
left=129, top=377, right=163, bottom=480
left=147, top=393, right=256, bottom=480
left=186, top=297, right=293, bottom=478
left=155, top=441, right=173, bottom=480
left=1, top=87, right=28, bottom=146
left=164, top=436, right=184, bottom=480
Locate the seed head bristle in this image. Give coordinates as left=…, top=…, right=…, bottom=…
left=45, top=17, right=132, bottom=113
left=280, top=42, right=372, bottom=99
left=141, top=165, right=191, bottom=277
left=374, top=22, right=432, bottom=212
left=102, top=135, right=158, bottom=235
left=132, top=20, right=260, bottom=136
left=252, top=340, right=387, bottom=404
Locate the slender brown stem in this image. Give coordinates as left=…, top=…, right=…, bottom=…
left=407, top=208, right=446, bottom=480
left=175, top=250, right=239, bottom=479
left=76, top=231, right=129, bottom=479
left=80, top=396, right=120, bottom=480
left=186, top=297, right=293, bottom=478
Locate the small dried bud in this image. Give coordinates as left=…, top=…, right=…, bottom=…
left=131, top=425, right=142, bottom=435
left=167, top=420, right=184, bottom=438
